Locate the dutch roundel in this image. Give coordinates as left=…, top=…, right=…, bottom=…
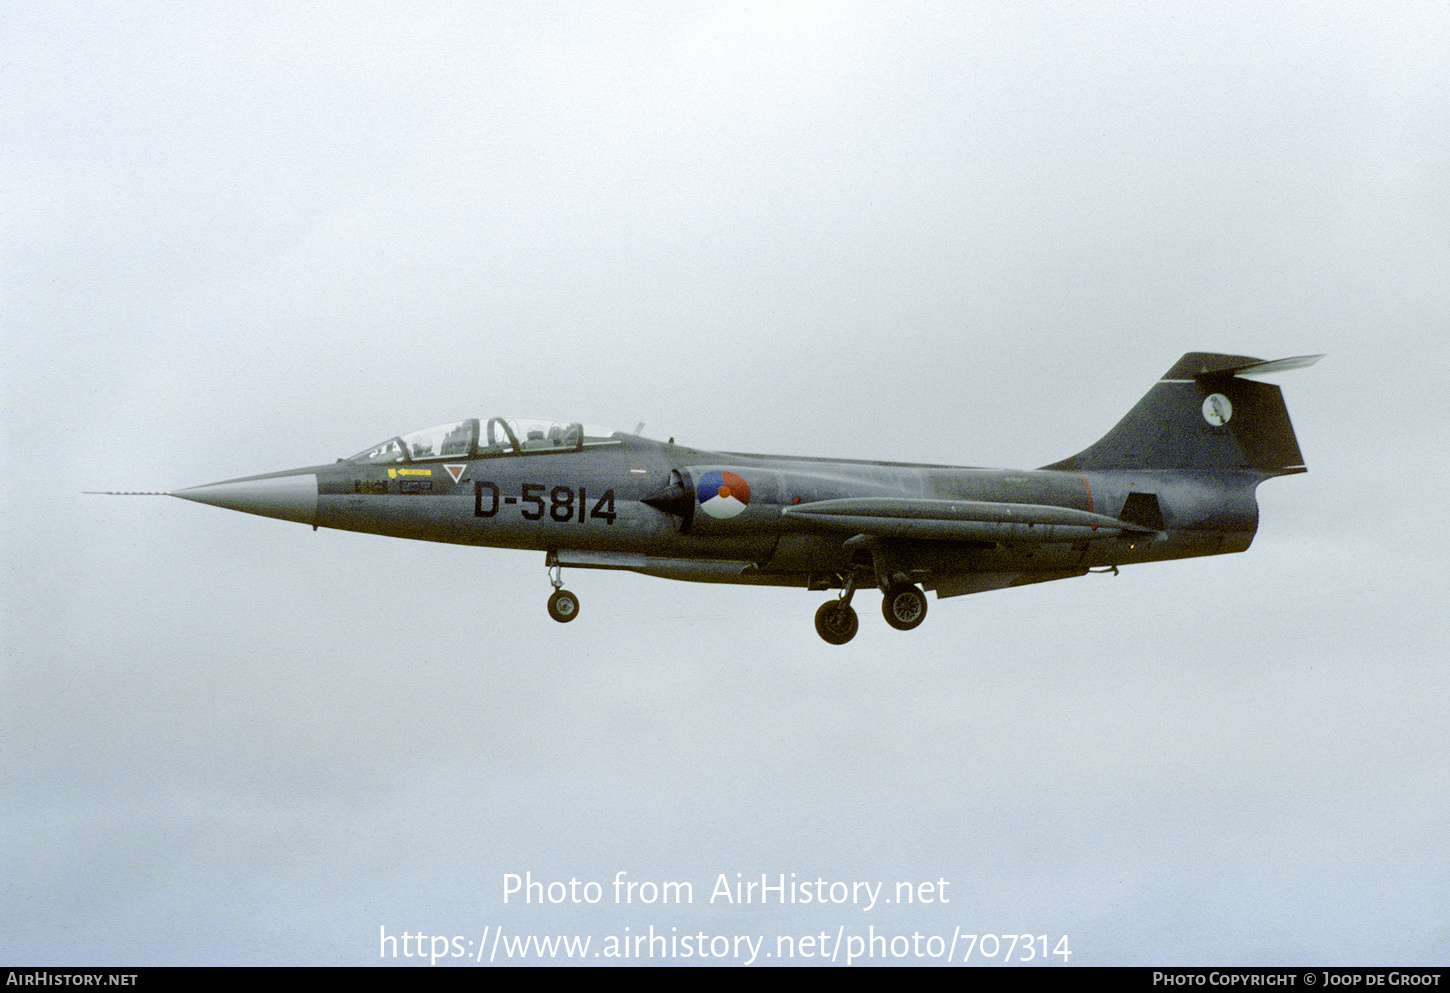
left=696, top=470, right=751, bottom=519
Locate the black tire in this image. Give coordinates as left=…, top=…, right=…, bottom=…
left=814, top=601, right=859, bottom=645
left=548, top=589, right=580, bottom=623
left=881, top=583, right=927, bottom=631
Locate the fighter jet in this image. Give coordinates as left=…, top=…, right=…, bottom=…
left=153, top=352, right=1319, bottom=644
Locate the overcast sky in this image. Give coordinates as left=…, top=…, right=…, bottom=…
left=4, top=1, right=1447, bottom=966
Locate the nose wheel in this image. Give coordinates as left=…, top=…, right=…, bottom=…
left=545, top=552, right=579, bottom=623
left=548, top=588, right=579, bottom=623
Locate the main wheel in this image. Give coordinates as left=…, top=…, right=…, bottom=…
left=547, top=589, right=580, bottom=623
left=814, top=601, right=859, bottom=645
left=881, top=583, right=927, bottom=631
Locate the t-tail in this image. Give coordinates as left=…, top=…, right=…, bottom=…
left=1043, top=352, right=1323, bottom=475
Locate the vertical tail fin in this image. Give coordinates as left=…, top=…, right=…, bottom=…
left=1044, top=353, right=1322, bottom=474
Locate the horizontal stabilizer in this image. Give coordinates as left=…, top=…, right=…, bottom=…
left=783, top=497, right=1151, bottom=543
left=1226, top=354, right=1324, bottom=378
left=1162, top=353, right=1323, bottom=380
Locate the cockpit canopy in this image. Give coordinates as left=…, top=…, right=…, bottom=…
left=349, top=418, right=618, bottom=464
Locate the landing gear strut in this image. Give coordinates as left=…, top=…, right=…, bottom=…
left=545, top=553, right=579, bottom=623
left=814, top=572, right=861, bottom=645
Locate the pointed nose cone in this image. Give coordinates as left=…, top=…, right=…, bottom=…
left=172, top=472, right=318, bottom=525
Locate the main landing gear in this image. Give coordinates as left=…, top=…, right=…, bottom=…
left=815, top=600, right=859, bottom=645
left=545, top=554, right=579, bottom=623
left=813, top=571, right=929, bottom=644
left=814, top=572, right=863, bottom=645
left=882, top=582, right=927, bottom=631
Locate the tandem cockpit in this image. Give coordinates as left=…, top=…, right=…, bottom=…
left=347, top=418, right=620, bottom=464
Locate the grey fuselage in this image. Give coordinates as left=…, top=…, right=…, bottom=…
left=183, top=435, right=1263, bottom=596
left=166, top=353, right=1317, bottom=636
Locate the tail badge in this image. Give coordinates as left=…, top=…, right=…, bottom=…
left=1202, top=394, right=1233, bottom=426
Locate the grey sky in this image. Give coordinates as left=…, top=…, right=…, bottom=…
left=4, top=2, right=1447, bottom=965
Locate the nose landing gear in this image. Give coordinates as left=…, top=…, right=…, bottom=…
left=545, top=553, right=579, bottom=623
